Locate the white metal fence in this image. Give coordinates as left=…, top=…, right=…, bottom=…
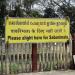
left=0, top=37, right=73, bottom=75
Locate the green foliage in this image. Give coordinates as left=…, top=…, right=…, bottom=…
left=0, top=18, right=4, bottom=25
left=0, top=0, right=7, bottom=37
left=10, top=63, right=18, bottom=73
left=57, top=4, right=75, bottom=33
left=9, top=0, right=38, bottom=17
left=44, top=8, right=58, bottom=18
left=23, top=0, right=36, bottom=8
left=26, top=10, right=43, bottom=17
left=13, top=5, right=24, bottom=17
left=35, top=0, right=75, bottom=33
left=23, top=0, right=36, bottom=12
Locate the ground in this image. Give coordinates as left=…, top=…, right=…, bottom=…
left=17, top=70, right=75, bottom=75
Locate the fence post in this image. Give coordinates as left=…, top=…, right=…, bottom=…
left=1, top=39, right=3, bottom=75
left=5, top=41, right=9, bottom=75
left=32, top=43, right=37, bottom=72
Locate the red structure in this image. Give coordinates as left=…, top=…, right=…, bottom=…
left=32, top=44, right=37, bottom=72
left=72, top=34, right=75, bottom=55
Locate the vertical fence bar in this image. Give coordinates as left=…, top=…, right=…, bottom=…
left=5, top=42, right=9, bottom=75
left=62, top=43, right=64, bottom=69
left=63, top=43, right=66, bottom=69
left=22, top=43, right=25, bottom=73
left=53, top=43, right=55, bottom=70
left=39, top=43, right=42, bottom=71
left=43, top=43, right=46, bottom=71
left=40, top=43, right=44, bottom=71
left=55, top=43, right=57, bottom=70
left=29, top=43, right=32, bottom=72
left=66, top=43, right=70, bottom=68
left=59, top=43, right=62, bottom=69
left=69, top=35, right=72, bottom=68
left=10, top=44, right=12, bottom=74
left=48, top=43, right=51, bottom=71
left=56, top=43, right=58, bottom=70
left=50, top=43, right=52, bottom=70
left=8, top=43, right=11, bottom=74
left=21, top=43, right=23, bottom=73
left=59, top=43, right=61, bottom=69
left=37, top=43, right=39, bottom=71
left=57, top=43, right=60, bottom=69
left=61, top=43, right=63, bottom=69
left=47, top=43, right=49, bottom=71
left=25, top=43, right=27, bottom=72
left=49, top=43, right=51, bottom=70
left=26, top=43, right=29, bottom=72
left=1, top=40, right=3, bottom=75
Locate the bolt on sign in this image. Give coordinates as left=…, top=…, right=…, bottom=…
left=5, top=17, right=70, bottom=43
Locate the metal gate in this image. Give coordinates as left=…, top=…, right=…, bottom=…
left=0, top=37, right=72, bottom=75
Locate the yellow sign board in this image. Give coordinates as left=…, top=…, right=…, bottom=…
left=5, top=17, right=70, bottom=43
